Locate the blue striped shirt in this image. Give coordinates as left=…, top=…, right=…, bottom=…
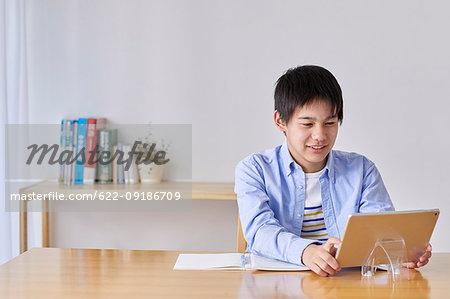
left=301, top=205, right=329, bottom=242
left=235, top=140, right=394, bottom=266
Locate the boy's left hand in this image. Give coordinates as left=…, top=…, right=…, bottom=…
left=404, top=243, right=432, bottom=268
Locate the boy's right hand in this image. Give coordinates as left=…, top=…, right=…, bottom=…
left=302, top=237, right=342, bottom=277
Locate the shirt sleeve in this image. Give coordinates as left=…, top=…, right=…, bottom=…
left=359, top=159, right=395, bottom=213
left=235, top=157, right=318, bottom=266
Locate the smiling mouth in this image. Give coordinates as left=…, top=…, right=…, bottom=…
left=308, top=145, right=326, bottom=149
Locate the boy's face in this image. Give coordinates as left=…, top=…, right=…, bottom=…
left=274, top=99, right=339, bottom=173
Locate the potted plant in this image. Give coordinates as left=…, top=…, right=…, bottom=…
left=135, top=132, right=170, bottom=183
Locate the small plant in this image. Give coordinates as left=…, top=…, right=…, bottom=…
left=136, top=127, right=171, bottom=175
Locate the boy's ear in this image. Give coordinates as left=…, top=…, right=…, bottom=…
left=274, top=110, right=287, bottom=132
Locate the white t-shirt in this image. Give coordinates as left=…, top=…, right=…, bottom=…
left=300, top=168, right=329, bottom=243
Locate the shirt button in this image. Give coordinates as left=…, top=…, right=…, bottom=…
left=298, top=185, right=303, bottom=189
left=297, top=213, right=301, bottom=217
left=295, top=166, right=299, bottom=169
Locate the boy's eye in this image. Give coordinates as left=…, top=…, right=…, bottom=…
left=326, top=122, right=336, bottom=126
left=301, top=123, right=313, bottom=127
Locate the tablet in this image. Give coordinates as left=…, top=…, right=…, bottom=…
left=335, top=209, right=440, bottom=267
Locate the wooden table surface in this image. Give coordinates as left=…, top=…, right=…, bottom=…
left=1, top=248, right=449, bottom=298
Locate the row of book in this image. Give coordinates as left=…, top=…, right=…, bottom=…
left=59, top=118, right=140, bottom=185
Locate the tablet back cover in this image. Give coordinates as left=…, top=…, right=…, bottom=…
left=336, top=209, right=439, bottom=267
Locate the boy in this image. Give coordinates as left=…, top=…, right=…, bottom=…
left=235, top=65, right=432, bottom=276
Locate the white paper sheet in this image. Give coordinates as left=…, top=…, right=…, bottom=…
left=174, top=253, right=244, bottom=270
left=173, top=253, right=309, bottom=271
left=250, top=254, right=308, bottom=271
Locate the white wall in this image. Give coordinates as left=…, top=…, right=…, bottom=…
left=26, top=0, right=450, bottom=251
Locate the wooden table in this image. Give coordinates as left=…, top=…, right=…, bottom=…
left=1, top=248, right=449, bottom=298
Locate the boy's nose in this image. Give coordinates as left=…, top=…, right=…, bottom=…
left=311, top=127, right=326, bottom=141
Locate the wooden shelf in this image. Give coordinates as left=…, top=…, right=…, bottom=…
left=19, top=180, right=237, bottom=200
left=19, top=180, right=245, bottom=254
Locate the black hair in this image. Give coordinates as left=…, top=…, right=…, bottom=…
left=274, top=65, right=343, bottom=124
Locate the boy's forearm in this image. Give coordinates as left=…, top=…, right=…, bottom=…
left=247, top=225, right=319, bottom=266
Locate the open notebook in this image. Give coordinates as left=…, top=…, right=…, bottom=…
left=173, top=253, right=309, bottom=271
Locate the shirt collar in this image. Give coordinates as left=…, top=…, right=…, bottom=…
left=280, top=139, right=296, bottom=176
left=280, top=139, right=336, bottom=182
left=324, top=150, right=336, bottom=183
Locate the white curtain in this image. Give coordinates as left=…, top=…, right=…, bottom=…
left=1, top=0, right=30, bottom=264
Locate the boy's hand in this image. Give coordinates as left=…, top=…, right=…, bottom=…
left=302, top=237, right=342, bottom=277
left=404, top=243, right=432, bottom=268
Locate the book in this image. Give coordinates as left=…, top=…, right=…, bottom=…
left=63, top=120, right=74, bottom=185
left=59, top=120, right=65, bottom=184
left=129, top=149, right=140, bottom=184
left=96, top=129, right=117, bottom=184
left=117, top=143, right=125, bottom=184
left=71, top=120, right=78, bottom=184
left=120, top=144, right=139, bottom=184
left=74, top=118, right=87, bottom=184
left=112, top=145, right=118, bottom=184
left=83, top=119, right=97, bottom=184
left=173, top=253, right=309, bottom=271
left=123, top=144, right=131, bottom=184
left=96, top=118, right=107, bottom=130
